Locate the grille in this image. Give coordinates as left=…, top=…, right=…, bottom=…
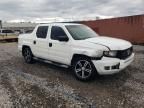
left=117, top=47, right=133, bottom=60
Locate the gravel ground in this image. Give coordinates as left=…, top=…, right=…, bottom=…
left=0, top=42, right=144, bottom=108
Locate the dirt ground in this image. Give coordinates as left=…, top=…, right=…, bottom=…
left=0, top=42, right=144, bottom=108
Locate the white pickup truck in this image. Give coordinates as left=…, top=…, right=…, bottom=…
left=18, top=23, right=134, bottom=81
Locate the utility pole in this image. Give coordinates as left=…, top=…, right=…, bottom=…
left=0, top=20, right=2, bottom=29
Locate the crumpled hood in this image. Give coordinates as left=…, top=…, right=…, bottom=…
left=84, top=36, right=132, bottom=50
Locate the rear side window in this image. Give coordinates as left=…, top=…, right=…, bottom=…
left=51, top=26, right=67, bottom=40
left=36, top=26, right=48, bottom=38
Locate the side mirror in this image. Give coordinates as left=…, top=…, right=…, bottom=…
left=58, top=36, right=69, bottom=42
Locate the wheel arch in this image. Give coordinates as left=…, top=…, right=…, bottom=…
left=71, top=54, right=91, bottom=65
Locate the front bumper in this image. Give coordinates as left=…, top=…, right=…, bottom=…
left=92, top=53, right=134, bottom=75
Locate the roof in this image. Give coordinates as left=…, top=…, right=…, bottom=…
left=38, top=23, right=82, bottom=26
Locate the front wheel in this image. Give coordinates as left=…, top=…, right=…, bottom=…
left=23, top=47, right=34, bottom=64
left=72, top=57, right=97, bottom=81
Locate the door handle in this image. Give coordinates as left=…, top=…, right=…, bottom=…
left=33, top=40, right=36, bottom=44
left=49, top=43, right=52, bottom=47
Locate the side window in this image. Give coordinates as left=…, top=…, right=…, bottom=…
left=36, top=26, right=48, bottom=38
left=51, top=26, right=67, bottom=40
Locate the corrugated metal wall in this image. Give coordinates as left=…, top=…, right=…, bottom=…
left=80, top=14, right=144, bottom=44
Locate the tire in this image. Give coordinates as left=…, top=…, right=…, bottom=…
left=72, top=57, right=97, bottom=81
left=23, top=47, right=34, bottom=64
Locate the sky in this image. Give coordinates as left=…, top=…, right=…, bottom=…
left=0, top=0, right=143, bottom=22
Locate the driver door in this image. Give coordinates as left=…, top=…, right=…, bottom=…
left=48, top=26, right=71, bottom=65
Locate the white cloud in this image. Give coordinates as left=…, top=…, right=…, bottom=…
left=0, top=0, right=143, bottom=22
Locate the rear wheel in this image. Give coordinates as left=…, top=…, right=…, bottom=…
left=72, top=57, right=96, bottom=81
left=23, top=47, right=34, bottom=63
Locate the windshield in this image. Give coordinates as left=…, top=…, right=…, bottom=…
left=66, top=25, right=99, bottom=40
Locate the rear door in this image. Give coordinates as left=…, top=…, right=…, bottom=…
left=32, top=26, right=50, bottom=59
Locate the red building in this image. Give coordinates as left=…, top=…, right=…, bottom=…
left=80, top=14, right=144, bottom=44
